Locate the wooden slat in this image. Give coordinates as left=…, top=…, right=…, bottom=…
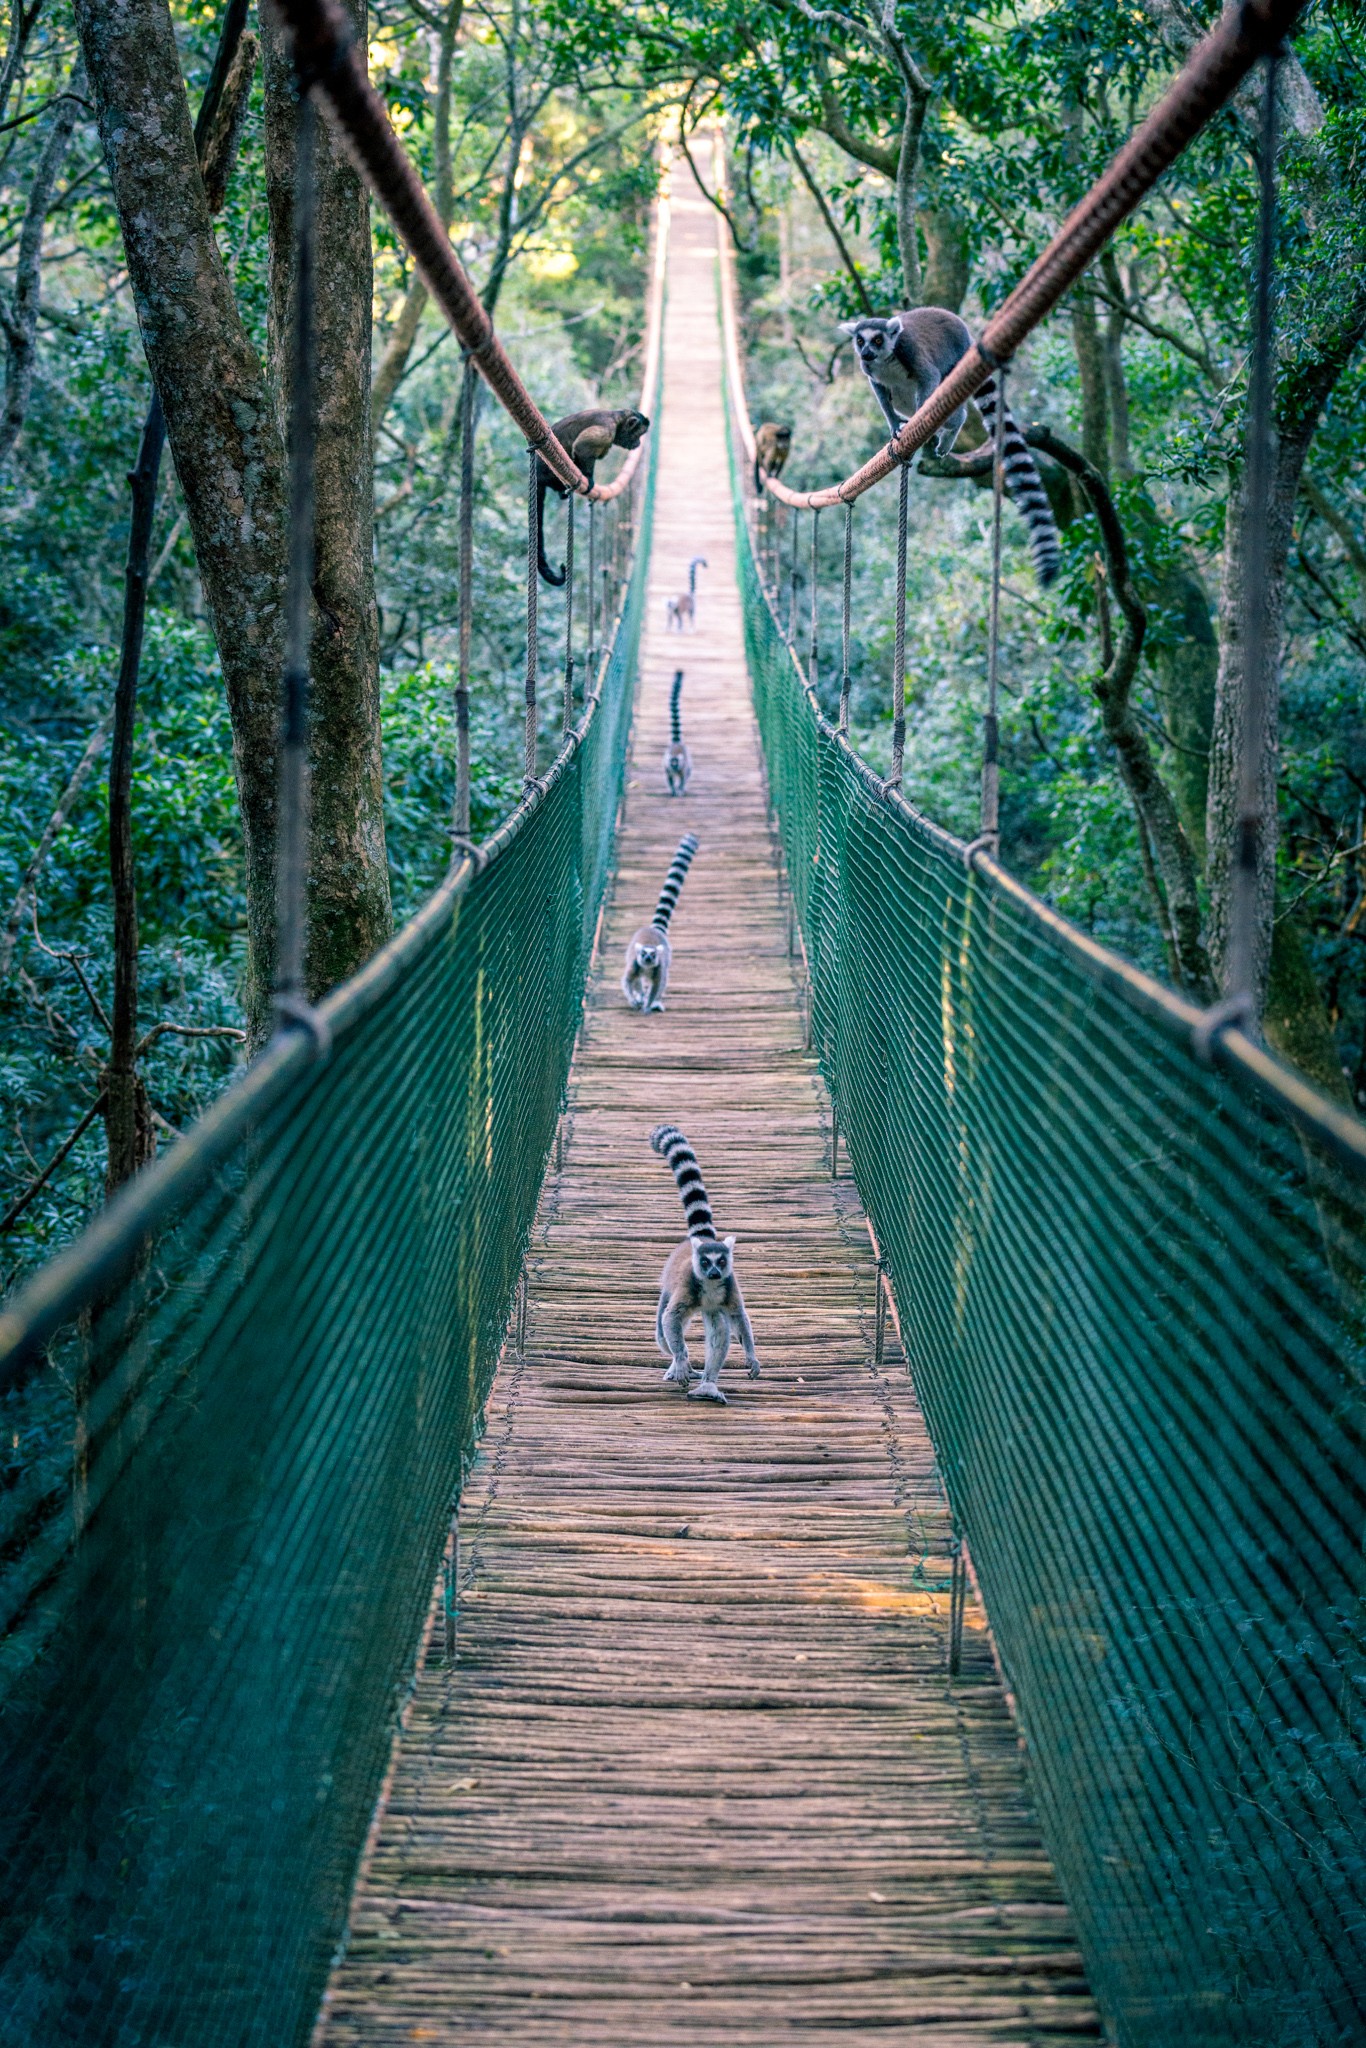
left=315, top=171, right=1099, bottom=2048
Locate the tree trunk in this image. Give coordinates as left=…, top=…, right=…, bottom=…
left=921, top=203, right=969, bottom=312
left=263, top=3, right=391, bottom=1005
left=894, top=89, right=927, bottom=307
left=1150, top=558, right=1218, bottom=862
left=1069, top=287, right=1109, bottom=477
left=74, top=0, right=288, bottom=1041
left=0, top=54, right=85, bottom=469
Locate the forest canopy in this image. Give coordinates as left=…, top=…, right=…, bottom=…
left=2, top=0, right=1364, bottom=1289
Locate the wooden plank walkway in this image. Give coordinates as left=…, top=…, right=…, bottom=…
left=316, top=172, right=1098, bottom=2046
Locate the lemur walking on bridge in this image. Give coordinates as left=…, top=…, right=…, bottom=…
left=650, top=1125, right=760, bottom=1403
left=621, top=833, right=698, bottom=1012
left=663, top=670, right=692, bottom=795
left=842, top=311, right=1061, bottom=587
left=666, top=555, right=708, bottom=631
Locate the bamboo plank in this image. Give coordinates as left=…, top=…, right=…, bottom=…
left=315, top=169, right=1098, bottom=2047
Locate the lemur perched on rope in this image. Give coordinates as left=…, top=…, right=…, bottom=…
left=842, top=311, right=1061, bottom=586
left=650, top=1125, right=760, bottom=1403
left=621, top=833, right=698, bottom=1012
left=535, top=408, right=650, bottom=587
left=666, top=555, right=708, bottom=631
left=663, top=670, right=692, bottom=795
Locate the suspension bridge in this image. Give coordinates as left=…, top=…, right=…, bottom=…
left=1, top=2, right=1362, bottom=2044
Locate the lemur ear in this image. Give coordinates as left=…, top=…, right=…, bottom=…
left=886, top=313, right=905, bottom=338
left=724, top=1235, right=737, bottom=1253
left=837, top=319, right=863, bottom=337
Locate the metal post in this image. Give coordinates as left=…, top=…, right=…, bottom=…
left=1226, top=47, right=1283, bottom=1023
left=830, top=1098, right=840, bottom=1179
left=274, top=85, right=317, bottom=1031
left=948, top=1530, right=966, bottom=1677
left=873, top=1256, right=887, bottom=1367
left=889, top=460, right=909, bottom=788
left=443, top=1506, right=459, bottom=1662
left=808, top=507, right=820, bottom=690
left=838, top=501, right=853, bottom=734
left=454, top=356, right=476, bottom=839
left=561, top=493, right=576, bottom=736
left=981, top=364, right=1007, bottom=849
left=523, top=449, right=540, bottom=788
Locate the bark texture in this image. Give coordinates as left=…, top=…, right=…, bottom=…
left=263, top=3, right=391, bottom=1003
left=74, top=0, right=288, bottom=1038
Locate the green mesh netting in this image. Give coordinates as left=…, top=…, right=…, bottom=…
left=0, top=444, right=653, bottom=2048
left=734, top=471, right=1366, bottom=2046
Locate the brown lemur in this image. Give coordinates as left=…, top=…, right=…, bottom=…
left=753, top=420, right=792, bottom=494
left=536, top=409, right=650, bottom=587
left=841, top=312, right=1061, bottom=585
left=622, top=833, right=698, bottom=1012
left=649, top=1125, right=760, bottom=1403
left=663, top=670, right=691, bottom=795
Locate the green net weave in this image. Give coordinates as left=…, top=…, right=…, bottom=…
left=0, top=446, right=653, bottom=2048
left=734, top=478, right=1366, bottom=2046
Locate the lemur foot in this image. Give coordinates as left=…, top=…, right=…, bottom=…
left=648, top=1000, right=666, bottom=1013
left=746, top=1359, right=762, bottom=1379
left=663, top=1360, right=692, bottom=1387
left=687, top=1379, right=727, bottom=1404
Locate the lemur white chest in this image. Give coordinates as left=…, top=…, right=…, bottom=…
left=695, top=1271, right=731, bottom=1313
left=872, top=355, right=927, bottom=419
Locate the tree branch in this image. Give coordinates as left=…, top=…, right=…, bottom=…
left=788, top=138, right=872, bottom=313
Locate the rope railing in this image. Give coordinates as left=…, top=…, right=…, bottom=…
left=276, top=0, right=662, bottom=501
left=722, top=0, right=1305, bottom=510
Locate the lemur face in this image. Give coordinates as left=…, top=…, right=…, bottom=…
left=616, top=411, right=650, bottom=450
left=692, top=1236, right=735, bottom=1284
left=842, top=317, right=902, bottom=371
left=636, top=943, right=660, bottom=968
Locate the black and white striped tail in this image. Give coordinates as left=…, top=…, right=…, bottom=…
left=670, top=670, right=684, bottom=745
left=652, top=832, right=698, bottom=931
left=976, top=378, right=1061, bottom=587
left=650, top=1124, right=715, bottom=1239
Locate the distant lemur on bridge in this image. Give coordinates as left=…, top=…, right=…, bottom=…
left=663, top=671, right=691, bottom=795
left=649, top=1124, right=760, bottom=1404
left=842, top=311, right=1062, bottom=587
left=621, top=832, right=698, bottom=1013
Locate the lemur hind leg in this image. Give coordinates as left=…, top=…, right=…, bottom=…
left=662, top=1301, right=693, bottom=1387
left=932, top=400, right=968, bottom=455
left=687, top=1310, right=731, bottom=1403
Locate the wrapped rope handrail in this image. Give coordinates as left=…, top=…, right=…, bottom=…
left=274, top=0, right=664, bottom=502
left=724, top=0, right=1305, bottom=509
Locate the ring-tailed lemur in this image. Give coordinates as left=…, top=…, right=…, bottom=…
left=621, top=832, right=698, bottom=1011
left=649, top=1124, right=760, bottom=1402
left=841, top=311, right=1061, bottom=586
left=754, top=421, right=792, bottom=493
left=535, top=408, right=650, bottom=586
left=663, top=670, right=692, bottom=795
left=666, top=556, right=709, bottom=630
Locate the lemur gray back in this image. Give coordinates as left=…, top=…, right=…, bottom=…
left=842, top=310, right=1061, bottom=587
left=669, top=670, right=684, bottom=746
left=652, top=832, right=698, bottom=931
left=650, top=1124, right=716, bottom=1239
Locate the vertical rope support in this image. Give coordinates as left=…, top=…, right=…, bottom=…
left=873, top=1256, right=887, bottom=1367
left=274, top=86, right=317, bottom=1026
left=442, top=1505, right=459, bottom=1662
left=788, top=506, right=800, bottom=642
left=454, top=356, right=476, bottom=839
left=585, top=500, right=597, bottom=693
left=1227, top=48, right=1283, bottom=1018
left=561, top=493, right=576, bottom=737
left=523, top=449, right=539, bottom=788
left=981, top=363, right=1008, bottom=847
left=838, top=501, right=853, bottom=734
left=808, top=507, right=820, bottom=691
left=889, top=460, right=910, bottom=788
